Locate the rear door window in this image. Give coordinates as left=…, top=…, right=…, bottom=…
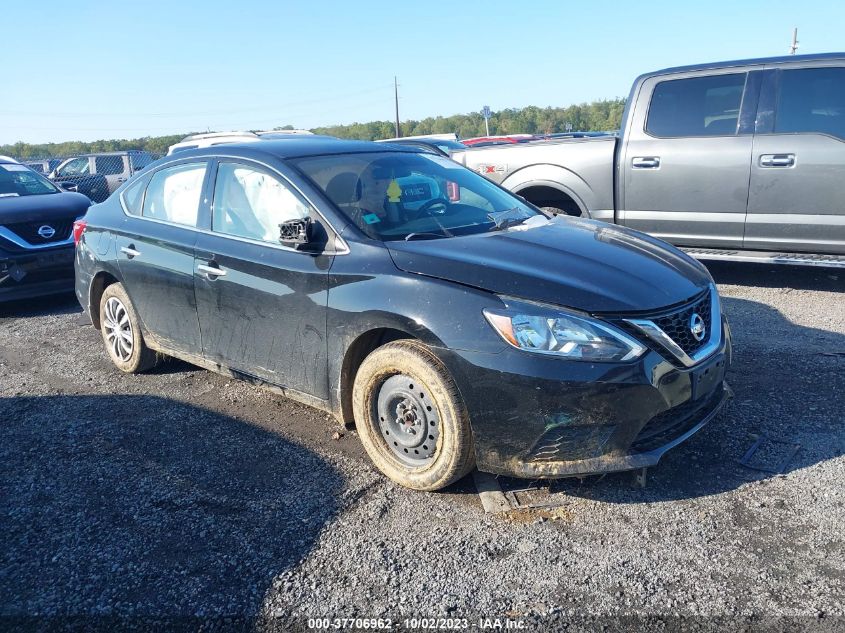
left=774, top=67, right=845, bottom=139
left=647, top=73, right=747, bottom=137
left=141, top=162, right=206, bottom=227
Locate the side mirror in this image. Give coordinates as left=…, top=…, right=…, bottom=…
left=279, top=217, right=312, bottom=249
left=61, top=183, right=79, bottom=193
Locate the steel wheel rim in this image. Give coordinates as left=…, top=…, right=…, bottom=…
left=374, top=374, right=440, bottom=466
left=103, top=297, right=133, bottom=362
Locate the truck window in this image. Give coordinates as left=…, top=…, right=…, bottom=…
left=130, top=153, right=154, bottom=171
left=95, top=156, right=124, bottom=176
left=775, top=67, right=845, bottom=140
left=646, top=73, right=746, bottom=137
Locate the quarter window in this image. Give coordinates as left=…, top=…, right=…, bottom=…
left=212, top=162, right=310, bottom=243
left=121, top=175, right=148, bottom=215
left=647, top=73, right=747, bottom=137
left=775, top=67, right=845, bottom=140
left=141, top=162, right=206, bottom=227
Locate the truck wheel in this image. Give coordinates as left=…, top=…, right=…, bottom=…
left=99, top=283, right=157, bottom=374
left=352, top=340, right=475, bottom=491
left=542, top=205, right=583, bottom=218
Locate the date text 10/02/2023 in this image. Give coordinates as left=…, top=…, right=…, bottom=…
left=306, top=617, right=527, bottom=630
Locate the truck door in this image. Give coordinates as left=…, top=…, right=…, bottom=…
left=95, top=155, right=128, bottom=196
left=745, top=65, right=845, bottom=254
left=620, top=71, right=757, bottom=248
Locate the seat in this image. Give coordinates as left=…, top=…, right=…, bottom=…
left=324, top=172, right=361, bottom=207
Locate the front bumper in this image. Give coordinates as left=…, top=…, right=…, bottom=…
left=0, top=246, right=76, bottom=302
left=435, top=320, right=732, bottom=479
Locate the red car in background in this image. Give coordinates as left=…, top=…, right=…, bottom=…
left=461, top=134, right=538, bottom=147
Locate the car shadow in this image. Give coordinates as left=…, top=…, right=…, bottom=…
left=0, top=394, right=343, bottom=616
left=511, top=285, right=845, bottom=504
left=704, top=261, right=843, bottom=292
left=0, top=292, right=81, bottom=320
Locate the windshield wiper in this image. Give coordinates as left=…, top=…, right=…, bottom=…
left=404, top=231, right=449, bottom=241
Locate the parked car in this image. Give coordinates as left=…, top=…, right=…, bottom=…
left=0, top=159, right=91, bottom=301
left=23, top=158, right=62, bottom=174
left=49, top=151, right=156, bottom=203
left=167, top=130, right=317, bottom=155
left=376, top=136, right=468, bottom=157
left=75, top=138, right=731, bottom=491
left=454, top=52, right=845, bottom=267
left=462, top=134, right=538, bottom=147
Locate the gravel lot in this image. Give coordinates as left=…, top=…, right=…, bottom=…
left=1, top=262, right=843, bottom=630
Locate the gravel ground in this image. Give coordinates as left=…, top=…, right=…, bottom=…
left=1, top=262, right=843, bottom=631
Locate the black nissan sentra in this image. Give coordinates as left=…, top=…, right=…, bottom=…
left=74, top=139, right=732, bottom=490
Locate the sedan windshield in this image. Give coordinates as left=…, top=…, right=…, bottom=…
left=0, top=164, right=60, bottom=197
left=292, top=151, right=540, bottom=240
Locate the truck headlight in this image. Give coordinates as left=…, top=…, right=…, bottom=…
left=484, top=301, right=646, bottom=362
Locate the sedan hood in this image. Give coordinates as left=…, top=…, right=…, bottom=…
left=386, top=217, right=711, bottom=313
left=0, top=191, right=91, bottom=224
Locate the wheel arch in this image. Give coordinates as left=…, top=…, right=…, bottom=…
left=88, top=269, right=121, bottom=330
left=502, top=164, right=594, bottom=217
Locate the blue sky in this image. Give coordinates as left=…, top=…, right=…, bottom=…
left=3, top=0, right=843, bottom=144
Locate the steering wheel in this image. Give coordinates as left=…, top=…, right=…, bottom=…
left=416, top=197, right=451, bottom=216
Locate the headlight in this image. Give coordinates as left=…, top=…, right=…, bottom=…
left=483, top=301, right=646, bottom=362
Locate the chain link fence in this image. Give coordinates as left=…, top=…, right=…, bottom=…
left=13, top=150, right=162, bottom=203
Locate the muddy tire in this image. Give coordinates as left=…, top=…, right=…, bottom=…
left=352, top=340, right=475, bottom=491
left=99, top=282, right=157, bottom=374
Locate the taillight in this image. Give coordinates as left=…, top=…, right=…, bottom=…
left=72, top=220, right=87, bottom=245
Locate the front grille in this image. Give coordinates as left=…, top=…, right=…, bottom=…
left=2, top=221, right=73, bottom=245
left=631, top=389, right=722, bottom=453
left=651, top=291, right=712, bottom=357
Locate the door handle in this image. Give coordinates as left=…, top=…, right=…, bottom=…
left=632, top=156, right=660, bottom=169
left=120, top=245, right=140, bottom=258
left=759, top=153, right=795, bottom=167
left=197, top=263, right=227, bottom=279
left=117, top=177, right=127, bottom=183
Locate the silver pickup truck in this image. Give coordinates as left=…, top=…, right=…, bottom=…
left=452, top=53, right=845, bottom=267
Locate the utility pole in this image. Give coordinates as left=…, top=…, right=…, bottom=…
left=789, top=28, right=799, bottom=55
left=394, top=76, right=401, bottom=138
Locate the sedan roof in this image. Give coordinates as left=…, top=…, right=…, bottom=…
left=182, top=137, right=421, bottom=161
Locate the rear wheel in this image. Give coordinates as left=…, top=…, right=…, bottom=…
left=99, top=283, right=157, bottom=373
left=352, top=340, right=475, bottom=491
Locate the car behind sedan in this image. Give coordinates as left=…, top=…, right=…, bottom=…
left=74, top=139, right=731, bottom=491
left=0, top=159, right=91, bottom=302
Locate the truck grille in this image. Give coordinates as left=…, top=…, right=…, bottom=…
left=2, top=220, right=73, bottom=245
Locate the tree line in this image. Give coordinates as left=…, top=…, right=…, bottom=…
left=1, top=99, right=625, bottom=159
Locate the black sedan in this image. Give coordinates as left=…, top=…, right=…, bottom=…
left=74, top=139, right=731, bottom=490
left=0, top=159, right=91, bottom=302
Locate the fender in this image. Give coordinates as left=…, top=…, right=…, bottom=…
left=501, top=164, right=595, bottom=217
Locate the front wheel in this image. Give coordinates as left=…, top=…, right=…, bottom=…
left=352, top=340, right=475, bottom=491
